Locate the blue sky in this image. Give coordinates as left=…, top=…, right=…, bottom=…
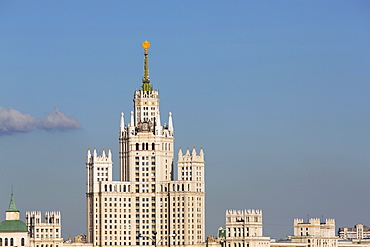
left=1, top=1, right=370, bottom=240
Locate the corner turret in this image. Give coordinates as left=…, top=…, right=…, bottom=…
left=6, top=193, right=20, bottom=220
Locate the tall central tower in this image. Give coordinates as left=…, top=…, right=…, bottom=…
left=119, top=40, right=174, bottom=183
left=86, top=41, right=205, bottom=247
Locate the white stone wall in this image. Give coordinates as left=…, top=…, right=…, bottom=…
left=0, top=232, right=29, bottom=247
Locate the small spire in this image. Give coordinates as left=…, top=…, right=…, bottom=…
left=178, top=147, right=183, bottom=156
left=130, top=111, right=134, bottom=127
left=141, top=40, right=152, bottom=92
left=87, top=148, right=92, bottom=162
left=192, top=146, right=197, bottom=156
left=7, top=193, right=19, bottom=212
left=102, top=148, right=106, bottom=157
left=200, top=147, right=204, bottom=156
left=185, top=147, right=190, bottom=156
left=93, top=147, right=97, bottom=158
left=168, top=112, right=173, bottom=134
left=108, top=148, right=112, bottom=162
left=156, top=110, right=162, bottom=136
left=120, top=112, right=124, bottom=131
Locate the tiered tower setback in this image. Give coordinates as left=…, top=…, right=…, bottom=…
left=86, top=41, right=205, bottom=247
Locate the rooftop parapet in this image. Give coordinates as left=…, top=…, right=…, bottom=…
left=226, top=209, right=262, bottom=216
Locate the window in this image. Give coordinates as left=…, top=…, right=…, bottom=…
left=21, top=239, right=25, bottom=246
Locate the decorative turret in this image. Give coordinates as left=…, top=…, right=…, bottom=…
left=130, top=111, right=134, bottom=126
left=6, top=193, right=20, bottom=220
left=141, top=40, right=152, bottom=92
left=86, top=148, right=92, bottom=163
left=0, top=193, right=28, bottom=234
left=108, top=148, right=112, bottom=160
left=168, top=112, right=174, bottom=135
left=155, top=110, right=162, bottom=136
left=120, top=112, right=124, bottom=132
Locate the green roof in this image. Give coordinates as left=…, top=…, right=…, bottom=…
left=6, top=194, right=19, bottom=212
left=0, top=220, right=28, bottom=232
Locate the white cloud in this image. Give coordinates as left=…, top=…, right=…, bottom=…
left=37, top=107, right=82, bottom=131
left=0, top=107, right=37, bottom=135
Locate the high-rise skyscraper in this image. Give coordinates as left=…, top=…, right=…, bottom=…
left=86, top=41, right=205, bottom=247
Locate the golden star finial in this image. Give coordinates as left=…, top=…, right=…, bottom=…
left=142, top=40, right=150, bottom=50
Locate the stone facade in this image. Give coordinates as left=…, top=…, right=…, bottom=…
left=291, top=218, right=338, bottom=247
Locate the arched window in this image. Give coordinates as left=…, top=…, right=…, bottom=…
left=152, top=143, right=155, bottom=150
left=142, top=143, right=145, bottom=150
left=136, top=143, right=139, bottom=150
left=0, top=238, right=3, bottom=246
left=21, top=238, right=25, bottom=246
left=146, top=143, right=148, bottom=150
left=10, top=239, right=13, bottom=246
left=5, top=238, right=8, bottom=246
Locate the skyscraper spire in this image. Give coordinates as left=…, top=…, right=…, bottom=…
left=141, top=40, right=152, bottom=92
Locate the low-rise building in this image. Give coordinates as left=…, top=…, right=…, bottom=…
left=290, top=218, right=338, bottom=247
left=26, top=211, right=63, bottom=247
left=338, top=225, right=370, bottom=241
left=221, top=209, right=271, bottom=247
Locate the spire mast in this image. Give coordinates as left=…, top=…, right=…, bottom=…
left=141, top=40, right=152, bottom=92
